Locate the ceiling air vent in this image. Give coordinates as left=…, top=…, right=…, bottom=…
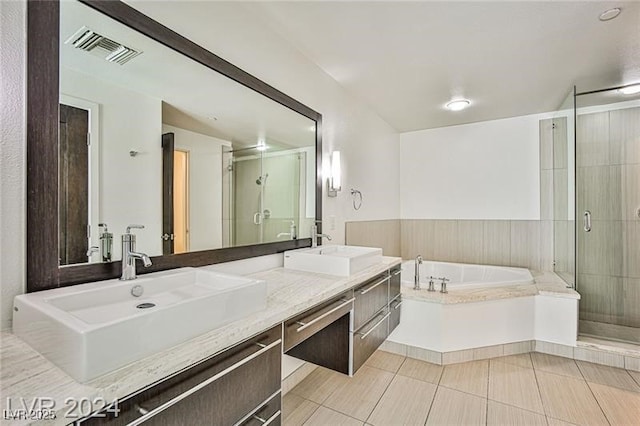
left=65, top=26, right=142, bottom=65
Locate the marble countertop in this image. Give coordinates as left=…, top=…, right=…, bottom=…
left=0, top=257, right=401, bottom=426
left=401, top=269, right=580, bottom=304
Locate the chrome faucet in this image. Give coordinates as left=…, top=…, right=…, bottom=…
left=439, top=277, right=450, bottom=294
left=120, top=224, right=152, bottom=281
left=311, top=221, right=332, bottom=248
left=277, top=221, right=298, bottom=240
left=414, top=255, right=423, bottom=290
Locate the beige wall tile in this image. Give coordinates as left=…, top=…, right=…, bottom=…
left=553, top=117, right=568, bottom=170
left=489, top=360, right=544, bottom=413
left=367, top=375, right=436, bottom=426
left=532, top=353, right=582, bottom=379
left=323, top=366, right=394, bottom=421
left=536, top=371, right=608, bottom=425
left=574, top=348, right=625, bottom=369
left=304, top=406, right=364, bottom=426
left=625, top=356, right=640, bottom=372
left=473, top=344, right=504, bottom=360
left=401, top=219, right=434, bottom=260
left=540, top=169, right=554, bottom=220
left=282, top=393, right=320, bottom=426
left=456, top=220, right=484, bottom=264
left=576, top=360, right=640, bottom=391
left=540, top=220, right=554, bottom=271
left=540, top=118, right=554, bottom=170
left=609, top=106, right=640, bottom=165
left=577, top=111, right=609, bottom=146
left=554, top=169, right=568, bottom=220
left=426, top=387, right=487, bottom=426
left=345, top=220, right=401, bottom=257
left=379, top=340, right=407, bottom=357
left=625, top=221, right=640, bottom=279
left=483, top=220, right=511, bottom=266
left=503, top=340, right=533, bottom=356
left=364, top=350, right=405, bottom=373
left=487, top=400, right=547, bottom=426
left=554, top=220, right=569, bottom=273
left=534, top=341, right=574, bottom=358
left=442, top=348, right=475, bottom=365
left=588, top=382, right=640, bottom=425
left=440, top=360, right=489, bottom=397
left=510, top=221, right=541, bottom=270
left=622, top=278, right=640, bottom=329
left=431, top=220, right=458, bottom=262
left=397, top=357, right=443, bottom=384
left=577, top=274, right=624, bottom=324
left=407, top=345, right=442, bottom=365
left=577, top=221, right=624, bottom=277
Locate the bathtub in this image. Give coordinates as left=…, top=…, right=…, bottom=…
left=385, top=259, right=579, bottom=359
left=401, top=260, right=534, bottom=290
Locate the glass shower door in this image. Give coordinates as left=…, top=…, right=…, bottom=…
left=575, top=89, right=640, bottom=343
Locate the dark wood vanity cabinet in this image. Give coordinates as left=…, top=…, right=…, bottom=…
left=285, top=265, right=402, bottom=376
left=79, top=325, right=282, bottom=426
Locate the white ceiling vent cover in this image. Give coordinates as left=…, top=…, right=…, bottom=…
left=65, top=26, right=142, bottom=65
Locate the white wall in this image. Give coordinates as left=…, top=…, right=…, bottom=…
left=0, top=1, right=26, bottom=329
left=163, top=124, right=230, bottom=252
left=61, top=68, right=163, bottom=259
left=400, top=114, right=548, bottom=220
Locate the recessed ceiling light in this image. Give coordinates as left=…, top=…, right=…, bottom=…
left=256, top=139, right=268, bottom=151
left=599, top=8, right=621, bottom=21
left=446, top=99, right=471, bottom=111
left=619, top=83, right=640, bottom=95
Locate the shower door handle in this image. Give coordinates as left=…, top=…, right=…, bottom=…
left=583, top=210, right=591, bottom=232
left=253, top=212, right=262, bottom=225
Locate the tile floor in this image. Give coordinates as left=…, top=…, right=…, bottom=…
left=283, top=350, right=640, bottom=425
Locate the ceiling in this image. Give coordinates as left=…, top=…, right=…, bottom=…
left=247, top=1, right=640, bottom=132
left=60, top=1, right=315, bottom=151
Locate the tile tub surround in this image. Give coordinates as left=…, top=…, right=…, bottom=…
left=0, top=257, right=401, bottom=426
left=345, top=220, right=401, bottom=257
left=399, top=219, right=553, bottom=271
left=283, top=350, right=640, bottom=426
left=387, top=270, right=580, bottom=357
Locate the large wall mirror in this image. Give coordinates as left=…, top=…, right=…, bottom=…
left=27, top=0, right=322, bottom=291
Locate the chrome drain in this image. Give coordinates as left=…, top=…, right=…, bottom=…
left=136, top=302, right=155, bottom=309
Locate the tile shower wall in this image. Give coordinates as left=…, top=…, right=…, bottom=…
left=576, top=107, right=640, bottom=335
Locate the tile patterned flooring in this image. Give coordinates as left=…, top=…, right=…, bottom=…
left=283, top=350, right=640, bottom=426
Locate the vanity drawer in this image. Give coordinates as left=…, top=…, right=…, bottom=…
left=284, top=290, right=354, bottom=352
left=236, top=392, right=281, bottom=426
left=389, top=295, right=402, bottom=334
left=354, top=272, right=389, bottom=330
left=353, top=308, right=390, bottom=372
left=389, top=267, right=401, bottom=300
left=80, top=325, right=281, bottom=426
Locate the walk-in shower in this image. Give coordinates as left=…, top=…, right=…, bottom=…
left=569, top=84, right=640, bottom=344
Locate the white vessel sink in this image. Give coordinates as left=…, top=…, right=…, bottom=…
left=13, top=268, right=266, bottom=383
left=284, top=245, right=383, bottom=276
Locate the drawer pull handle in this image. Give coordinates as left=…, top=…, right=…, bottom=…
left=392, top=270, right=402, bottom=277
left=392, top=301, right=403, bottom=310
left=295, top=297, right=355, bottom=332
left=253, top=410, right=280, bottom=425
left=126, top=339, right=281, bottom=425
left=252, top=410, right=280, bottom=425
left=134, top=404, right=149, bottom=415
left=255, top=342, right=267, bottom=348
left=359, top=277, right=389, bottom=295
left=358, top=312, right=391, bottom=340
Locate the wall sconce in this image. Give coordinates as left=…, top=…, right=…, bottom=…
left=328, top=151, right=341, bottom=197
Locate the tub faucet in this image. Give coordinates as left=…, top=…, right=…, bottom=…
left=414, top=255, right=423, bottom=290
left=439, top=277, right=450, bottom=294
left=121, top=224, right=152, bottom=281
left=428, top=276, right=436, bottom=292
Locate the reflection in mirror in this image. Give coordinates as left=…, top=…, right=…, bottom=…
left=59, top=0, right=316, bottom=266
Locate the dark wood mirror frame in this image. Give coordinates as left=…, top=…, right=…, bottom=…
left=27, top=0, right=323, bottom=292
